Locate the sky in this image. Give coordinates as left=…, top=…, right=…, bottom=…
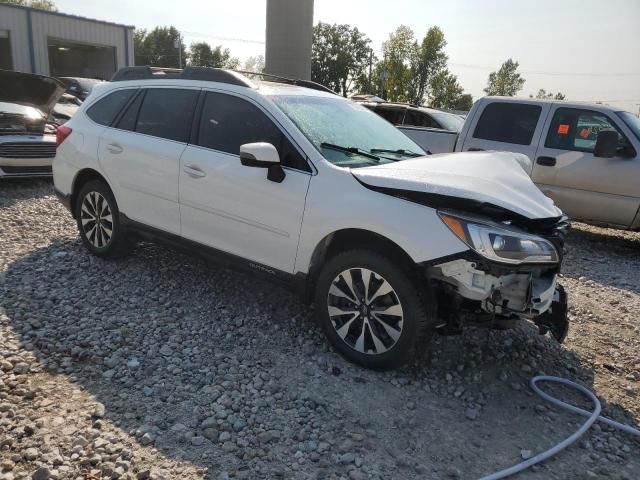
left=55, top=0, right=640, bottom=113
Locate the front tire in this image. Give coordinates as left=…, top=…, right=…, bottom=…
left=75, top=180, right=128, bottom=258
left=314, top=250, right=432, bottom=370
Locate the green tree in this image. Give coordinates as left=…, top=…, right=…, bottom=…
left=0, top=0, right=56, bottom=10
left=188, top=42, right=239, bottom=68
left=242, top=55, right=265, bottom=73
left=408, top=26, right=447, bottom=105
left=453, top=93, right=474, bottom=111
left=484, top=58, right=526, bottom=96
left=532, top=88, right=566, bottom=100
left=133, top=26, right=185, bottom=68
left=311, top=22, right=373, bottom=96
left=428, top=69, right=474, bottom=110
left=378, top=25, right=415, bottom=102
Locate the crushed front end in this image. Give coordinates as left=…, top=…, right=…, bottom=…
left=428, top=211, right=570, bottom=342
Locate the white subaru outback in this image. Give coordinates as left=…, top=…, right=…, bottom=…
left=53, top=66, right=569, bottom=369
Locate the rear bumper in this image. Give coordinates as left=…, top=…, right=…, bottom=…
left=0, top=157, right=53, bottom=178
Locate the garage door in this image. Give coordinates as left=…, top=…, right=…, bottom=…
left=48, top=38, right=116, bottom=80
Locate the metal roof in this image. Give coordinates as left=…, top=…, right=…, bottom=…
left=0, top=3, right=135, bottom=29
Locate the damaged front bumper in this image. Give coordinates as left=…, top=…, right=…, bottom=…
left=430, top=257, right=569, bottom=342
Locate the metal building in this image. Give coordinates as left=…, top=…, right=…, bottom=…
left=0, top=3, right=134, bottom=80
left=265, top=0, right=314, bottom=80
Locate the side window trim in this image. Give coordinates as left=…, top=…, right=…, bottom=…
left=84, top=87, right=137, bottom=127
left=111, top=88, right=143, bottom=128
left=189, top=90, right=207, bottom=145
left=193, top=89, right=314, bottom=174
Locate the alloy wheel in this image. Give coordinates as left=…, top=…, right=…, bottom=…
left=80, top=191, right=113, bottom=248
left=327, top=268, right=404, bottom=355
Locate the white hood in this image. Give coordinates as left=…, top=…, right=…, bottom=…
left=352, top=151, right=562, bottom=219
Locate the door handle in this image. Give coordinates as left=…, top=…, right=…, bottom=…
left=106, top=143, right=123, bottom=154
left=536, top=156, right=557, bottom=167
left=467, top=147, right=484, bottom=152
left=183, top=164, right=206, bottom=178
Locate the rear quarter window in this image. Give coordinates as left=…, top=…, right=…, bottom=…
left=473, top=102, right=542, bottom=145
left=86, top=89, right=136, bottom=126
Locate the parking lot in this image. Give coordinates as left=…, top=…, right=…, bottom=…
left=1, top=180, right=639, bottom=480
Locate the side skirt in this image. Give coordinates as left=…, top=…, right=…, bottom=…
left=120, top=214, right=308, bottom=299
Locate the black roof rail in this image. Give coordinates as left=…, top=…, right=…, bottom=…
left=234, top=70, right=337, bottom=95
left=110, top=66, right=336, bottom=94
left=110, top=66, right=253, bottom=88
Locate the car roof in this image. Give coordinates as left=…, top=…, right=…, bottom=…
left=481, top=96, right=623, bottom=113
left=108, top=67, right=337, bottom=98
left=356, top=100, right=451, bottom=115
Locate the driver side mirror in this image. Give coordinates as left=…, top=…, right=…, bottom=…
left=239, top=142, right=285, bottom=183
left=593, top=130, right=618, bottom=158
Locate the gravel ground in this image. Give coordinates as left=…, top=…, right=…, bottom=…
left=1, top=180, right=639, bottom=480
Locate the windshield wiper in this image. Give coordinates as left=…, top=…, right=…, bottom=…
left=370, top=148, right=424, bottom=157
left=320, top=143, right=380, bottom=161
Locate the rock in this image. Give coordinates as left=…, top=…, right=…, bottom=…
left=520, top=449, right=533, bottom=460
left=465, top=408, right=479, bottom=420
left=159, top=345, right=172, bottom=356
left=445, top=466, right=462, bottom=478
left=23, top=448, right=38, bottom=461
left=258, top=431, right=273, bottom=444
left=201, top=417, right=217, bottom=429
left=93, top=403, right=106, bottom=418
left=340, top=453, right=356, bottom=464
left=191, top=436, right=205, bottom=446
left=219, top=431, right=231, bottom=442
left=221, top=441, right=236, bottom=453
left=13, top=362, right=30, bottom=374
left=140, top=432, right=155, bottom=446
left=127, top=358, right=140, bottom=368
left=31, top=467, right=50, bottom=480
left=339, top=439, right=354, bottom=453
left=349, top=470, right=366, bottom=480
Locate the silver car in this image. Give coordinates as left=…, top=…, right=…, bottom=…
left=0, top=70, right=65, bottom=178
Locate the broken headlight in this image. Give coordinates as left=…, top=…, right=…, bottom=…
left=438, top=213, right=559, bottom=265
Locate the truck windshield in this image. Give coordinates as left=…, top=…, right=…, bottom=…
left=271, top=95, right=426, bottom=168
left=617, top=111, right=640, bottom=142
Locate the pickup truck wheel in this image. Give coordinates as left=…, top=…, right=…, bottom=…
left=75, top=180, right=129, bottom=258
left=314, top=250, right=432, bottom=370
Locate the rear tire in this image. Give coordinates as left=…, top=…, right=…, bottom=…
left=314, top=249, right=433, bottom=370
left=75, top=180, right=129, bottom=258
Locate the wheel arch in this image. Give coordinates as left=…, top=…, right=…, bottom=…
left=70, top=168, right=112, bottom=218
left=301, top=228, right=419, bottom=303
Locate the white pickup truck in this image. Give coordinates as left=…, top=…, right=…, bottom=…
left=387, top=97, right=640, bottom=230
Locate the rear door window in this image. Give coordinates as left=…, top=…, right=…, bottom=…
left=86, top=89, right=136, bottom=126
left=374, top=107, right=405, bottom=125
left=473, top=102, right=542, bottom=145
left=196, top=92, right=310, bottom=172
left=545, top=108, right=630, bottom=153
left=134, top=89, right=199, bottom=142
left=404, top=109, right=439, bottom=128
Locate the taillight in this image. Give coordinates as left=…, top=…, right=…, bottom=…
left=56, top=125, right=72, bottom=147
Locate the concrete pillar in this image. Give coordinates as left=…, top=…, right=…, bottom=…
left=265, top=0, right=314, bottom=80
